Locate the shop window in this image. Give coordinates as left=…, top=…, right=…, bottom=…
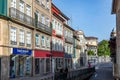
left=10, top=27, right=17, bottom=45
left=46, top=58, right=50, bottom=73
left=10, top=55, right=32, bottom=78
left=35, top=58, right=40, bottom=74
left=25, top=57, right=31, bottom=75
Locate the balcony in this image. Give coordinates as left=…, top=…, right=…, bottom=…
left=76, top=44, right=81, bottom=49
left=9, top=7, right=34, bottom=26
left=56, top=30, right=62, bottom=38
left=35, top=21, right=52, bottom=34
left=65, top=36, right=73, bottom=44
left=9, top=7, right=51, bottom=35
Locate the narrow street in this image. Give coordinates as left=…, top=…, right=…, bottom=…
left=89, top=62, right=114, bottom=80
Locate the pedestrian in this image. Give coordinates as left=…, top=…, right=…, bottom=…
left=63, top=67, right=68, bottom=80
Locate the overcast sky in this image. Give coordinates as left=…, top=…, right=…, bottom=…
left=52, top=0, right=116, bottom=41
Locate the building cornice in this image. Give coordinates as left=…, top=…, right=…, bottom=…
left=112, top=0, right=117, bottom=14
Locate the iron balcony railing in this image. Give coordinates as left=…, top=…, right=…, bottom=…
left=9, top=7, right=52, bottom=34
left=65, top=36, right=73, bottom=44
left=35, top=21, right=52, bottom=34
left=9, top=7, right=34, bottom=26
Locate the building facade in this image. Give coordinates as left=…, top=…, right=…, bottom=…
left=33, top=0, right=52, bottom=77
left=86, top=36, right=98, bottom=65
left=0, top=0, right=53, bottom=79
left=51, top=3, right=68, bottom=72
left=73, top=31, right=81, bottom=69
left=76, top=30, right=87, bottom=67
left=63, top=23, right=74, bottom=70
left=112, top=0, right=120, bottom=79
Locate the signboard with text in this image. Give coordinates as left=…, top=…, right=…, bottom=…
left=12, top=48, right=32, bottom=55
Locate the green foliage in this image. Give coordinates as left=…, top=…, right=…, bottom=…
left=97, top=40, right=110, bottom=56
left=87, top=50, right=94, bottom=55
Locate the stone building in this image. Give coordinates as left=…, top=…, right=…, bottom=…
left=112, top=0, right=120, bottom=79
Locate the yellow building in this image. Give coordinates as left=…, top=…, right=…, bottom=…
left=0, top=0, right=52, bottom=79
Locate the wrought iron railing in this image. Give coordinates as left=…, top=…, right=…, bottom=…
left=35, top=21, right=52, bottom=34
left=65, top=36, right=73, bottom=44
left=9, top=7, right=34, bottom=26
left=9, top=7, right=52, bottom=34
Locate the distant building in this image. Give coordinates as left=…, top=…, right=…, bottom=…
left=86, top=36, right=98, bottom=65
left=86, top=37, right=98, bottom=56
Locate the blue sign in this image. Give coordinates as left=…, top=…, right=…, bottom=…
left=12, top=48, right=32, bottom=55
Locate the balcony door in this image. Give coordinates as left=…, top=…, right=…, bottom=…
left=26, top=5, right=31, bottom=24
left=11, top=0, right=16, bottom=17
left=19, top=0, right=24, bottom=20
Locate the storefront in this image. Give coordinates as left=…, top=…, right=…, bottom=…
left=52, top=51, right=64, bottom=71
left=10, top=48, right=32, bottom=78
left=34, top=49, right=51, bottom=76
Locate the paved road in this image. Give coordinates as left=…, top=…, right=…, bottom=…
left=89, top=62, right=114, bottom=80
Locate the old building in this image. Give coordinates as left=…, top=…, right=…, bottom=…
left=73, top=31, right=81, bottom=69
left=86, top=36, right=98, bottom=65
left=0, top=0, right=53, bottom=79
left=76, top=30, right=87, bottom=67
left=112, top=0, right=120, bottom=79
left=51, top=3, right=69, bottom=72
left=33, top=0, right=52, bottom=77
left=0, top=0, right=34, bottom=79
left=63, top=23, right=74, bottom=70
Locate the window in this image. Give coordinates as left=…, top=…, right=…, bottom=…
left=19, top=0, right=24, bottom=20
left=26, top=32, right=31, bottom=47
left=46, top=17, right=49, bottom=26
left=35, top=58, right=40, bottom=74
left=34, top=10, right=39, bottom=27
left=35, top=34, right=40, bottom=47
left=10, top=27, right=17, bottom=45
left=26, top=5, right=31, bottom=23
left=11, top=0, right=16, bottom=8
left=41, top=36, right=45, bottom=47
left=46, top=58, right=50, bottom=72
left=52, top=38, right=55, bottom=50
left=46, top=37, right=50, bottom=48
left=71, top=46, right=73, bottom=54
left=46, top=0, right=49, bottom=9
left=52, top=19, right=55, bottom=29
left=26, top=5, right=31, bottom=16
left=41, top=14, right=45, bottom=24
left=19, top=29, right=24, bottom=46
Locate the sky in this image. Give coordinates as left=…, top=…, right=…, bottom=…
left=52, top=0, right=116, bottom=41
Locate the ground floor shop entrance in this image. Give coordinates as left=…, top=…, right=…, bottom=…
left=10, top=55, right=32, bottom=78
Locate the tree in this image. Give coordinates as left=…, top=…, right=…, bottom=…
left=87, top=50, right=94, bottom=55
left=97, top=40, right=110, bottom=56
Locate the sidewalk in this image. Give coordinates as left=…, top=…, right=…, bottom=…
left=10, top=73, right=54, bottom=80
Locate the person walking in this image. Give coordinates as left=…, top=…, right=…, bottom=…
left=64, top=67, right=68, bottom=80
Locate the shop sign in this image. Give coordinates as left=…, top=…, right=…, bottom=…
left=12, top=48, right=32, bottom=55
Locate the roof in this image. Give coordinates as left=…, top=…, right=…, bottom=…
left=64, top=23, right=74, bottom=31
left=86, top=36, right=98, bottom=40
left=52, top=3, right=70, bottom=20
left=111, top=0, right=117, bottom=14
